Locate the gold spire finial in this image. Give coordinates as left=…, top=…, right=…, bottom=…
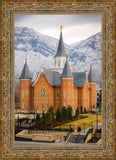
left=60, top=25, right=63, bottom=32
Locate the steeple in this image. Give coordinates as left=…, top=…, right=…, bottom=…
left=88, top=65, right=95, bottom=82
left=54, top=26, right=67, bottom=57
left=61, top=56, right=73, bottom=78
left=20, top=58, right=32, bottom=79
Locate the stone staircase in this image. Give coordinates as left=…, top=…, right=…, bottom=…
left=68, top=134, right=86, bottom=143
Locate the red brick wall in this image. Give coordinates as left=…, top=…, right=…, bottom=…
left=89, top=83, right=96, bottom=108
left=31, top=73, right=54, bottom=113
left=61, top=78, right=74, bottom=109
left=20, top=74, right=96, bottom=113
left=20, top=79, right=32, bottom=112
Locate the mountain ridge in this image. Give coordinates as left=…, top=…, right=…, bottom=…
left=15, top=26, right=101, bottom=85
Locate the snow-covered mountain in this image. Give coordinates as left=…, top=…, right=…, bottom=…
left=15, top=26, right=101, bottom=84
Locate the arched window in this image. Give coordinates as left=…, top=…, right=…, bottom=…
left=37, top=90, right=39, bottom=98
left=26, top=101, right=28, bottom=108
left=22, top=90, right=24, bottom=98
left=47, top=91, right=49, bottom=97
left=41, top=102, right=44, bottom=109
left=40, top=88, right=45, bottom=97
left=64, top=90, right=66, bottom=97
left=36, top=102, right=38, bottom=108
left=57, top=102, right=59, bottom=108
left=69, top=90, right=71, bottom=97
left=22, top=102, right=24, bottom=109
left=47, top=102, right=49, bottom=109
left=26, top=91, right=28, bottom=98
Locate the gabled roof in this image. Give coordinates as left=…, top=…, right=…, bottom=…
left=61, top=56, right=73, bottom=78
left=19, top=59, right=32, bottom=79
left=31, top=69, right=86, bottom=88
left=31, top=69, right=61, bottom=87
left=88, top=65, right=96, bottom=82
left=54, top=26, right=67, bottom=57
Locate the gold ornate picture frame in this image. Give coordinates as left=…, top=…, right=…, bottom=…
left=0, top=0, right=115, bottom=159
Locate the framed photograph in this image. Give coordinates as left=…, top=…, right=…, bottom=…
left=0, top=1, right=115, bottom=159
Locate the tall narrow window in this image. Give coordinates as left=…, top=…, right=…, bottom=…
left=57, top=90, right=60, bottom=97
left=69, top=90, right=70, bottom=97
left=57, top=102, right=59, bottom=108
left=22, top=102, right=24, bottom=109
left=41, top=102, right=44, bottom=109
left=36, top=102, right=38, bottom=109
left=64, top=102, right=66, bottom=107
left=93, top=93, right=94, bottom=98
left=69, top=80, right=70, bottom=85
left=37, top=90, right=39, bottom=98
left=85, top=91, right=86, bottom=98
left=64, top=80, right=66, bottom=85
left=26, top=91, right=28, bottom=98
left=33, top=90, right=34, bottom=98
left=73, top=91, right=74, bottom=98
left=40, top=88, right=45, bottom=97
left=22, top=90, right=24, bottom=98
left=47, top=91, right=49, bottom=97
left=64, top=90, right=66, bottom=97
left=22, top=81, right=24, bottom=86
left=47, top=102, right=49, bottom=109
left=26, top=81, right=28, bottom=86
left=26, top=101, right=28, bottom=108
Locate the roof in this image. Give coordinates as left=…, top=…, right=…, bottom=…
left=31, top=69, right=86, bottom=87
left=88, top=65, right=96, bottom=82
left=73, top=72, right=86, bottom=87
left=61, top=57, right=73, bottom=78
left=54, top=31, right=67, bottom=57
left=19, top=59, right=32, bottom=79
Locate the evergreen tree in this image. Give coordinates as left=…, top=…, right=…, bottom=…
left=62, top=106, right=68, bottom=121
left=75, top=107, right=79, bottom=117
left=35, top=113, right=41, bottom=126
left=45, top=111, right=52, bottom=124
left=41, top=111, right=46, bottom=124
left=80, top=105, right=83, bottom=113
left=67, top=105, right=72, bottom=120
left=84, top=108, right=86, bottom=113
left=56, top=108, right=62, bottom=122
left=48, top=106, right=54, bottom=119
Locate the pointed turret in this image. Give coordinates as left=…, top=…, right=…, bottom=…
left=20, top=58, right=32, bottom=79
left=54, top=26, right=66, bottom=57
left=61, top=56, right=73, bottom=78
left=88, top=65, right=95, bottom=82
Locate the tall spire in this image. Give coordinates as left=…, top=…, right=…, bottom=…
left=61, top=56, right=73, bottom=78
left=88, top=65, right=95, bottom=82
left=54, top=26, right=67, bottom=57
left=19, top=58, right=32, bottom=79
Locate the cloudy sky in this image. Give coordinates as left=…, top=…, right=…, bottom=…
left=15, top=15, right=101, bottom=45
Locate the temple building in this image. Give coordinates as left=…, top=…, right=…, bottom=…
left=19, top=26, right=96, bottom=113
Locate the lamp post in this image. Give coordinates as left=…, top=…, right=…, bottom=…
left=96, top=113, right=98, bottom=131
left=91, top=122, right=93, bottom=133
left=91, top=122, right=93, bottom=141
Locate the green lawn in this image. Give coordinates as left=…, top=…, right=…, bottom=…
left=54, top=114, right=102, bottom=131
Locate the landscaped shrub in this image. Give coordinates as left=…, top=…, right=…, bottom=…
left=80, top=105, right=83, bottom=113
